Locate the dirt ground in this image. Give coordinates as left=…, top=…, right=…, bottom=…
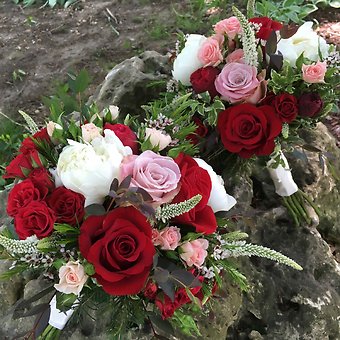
left=0, top=0, right=339, bottom=126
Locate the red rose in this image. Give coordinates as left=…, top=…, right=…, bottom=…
left=265, top=93, right=298, bottom=123
left=79, top=206, right=155, bottom=295
left=173, top=154, right=217, bottom=234
left=47, top=187, right=85, bottom=226
left=217, top=104, right=282, bottom=158
left=15, top=201, right=56, bottom=239
left=29, top=168, right=55, bottom=198
left=143, top=280, right=158, bottom=300
left=249, top=17, right=283, bottom=40
left=104, top=123, right=138, bottom=154
left=190, top=67, right=220, bottom=98
left=3, top=150, right=42, bottom=179
left=298, top=93, right=324, bottom=118
left=155, top=294, right=176, bottom=319
left=6, top=179, right=41, bottom=217
left=20, top=128, right=50, bottom=153
left=186, top=117, right=209, bottom=145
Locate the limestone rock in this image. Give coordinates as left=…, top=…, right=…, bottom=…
left=226, top=123, right=340, bottom=340
left=89, top=51, right=171, bottom=115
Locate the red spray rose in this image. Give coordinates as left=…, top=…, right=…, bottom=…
left=29, top=167, right=55, bottom=198
left=143, top=280, right=158, bottom=300
left=186, top=117, right=209, bottom=145
left=15, top=201, right=56, bottom=239
left=6, top=179, right=42, bottom=217
left=79, top=207, right=155, bottom=296
left=190, top=66, right=220, bottom=98
left=172, top=154, right=217, bottom=234
left=104, top=123, right=139, bottom=154
left=3, top=150, right=43, bottom=179
left=47, top=187, right=85, bottom=226
left=263, top=93, right=298, bottom=123
left=249, top=17, right=283, bottom=40
left=155, top=294, right=176, bottom=319
left=217, top=104, right=282, bottom=158
left=298, top=93, right=324, bottom=118
left=20, top=128, right=50, bottom=153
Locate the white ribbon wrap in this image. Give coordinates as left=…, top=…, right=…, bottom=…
left=267, top=152, right=298, bottom=197
left=48, top=296, right=75, bottom=330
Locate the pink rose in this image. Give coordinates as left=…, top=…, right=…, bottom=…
left=119, top=150, right=181, bottom=207
left=81, top=123, right=101, bottom=143
left=152, top=226, right=181, bottom=250
left=215, top=62, right=267, bottom=104
left=198, top=37, right=223, bottom=67
left=226, top=49, right=244, bottom=63
left=145, top=128, right=172, bottom=151
left=180, top=239, right=209, bottom=267
left=302, top=61, right=327, bottom=84
left=213, top=17, right=242, bottom=40
left=54, top=261, right=88, bottom=295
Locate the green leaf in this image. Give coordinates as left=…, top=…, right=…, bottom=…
left=53, top=258, right=65, bottom=270
left=68, top=69, right=90, bottom=94
left=54, top=224, right=80, bottom=234
left=85, top=204, right=106, bottom=216
left=56, top=292, right=77, bottom=312
left=84, top=262, right=95, bottom=276
left=0, top=264, right=27, bottom=280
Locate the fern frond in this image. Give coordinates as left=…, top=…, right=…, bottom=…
left=223, top=241, right=303, bottom=270
left=232, top=6, right=258, bottom=68
left=19, top=110, right=39, bottom=134
left=0, top=234, right=38, bottom=254
left=155, top=194, right=202, bottom=222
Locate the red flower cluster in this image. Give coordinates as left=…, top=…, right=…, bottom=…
left=3, top=128, right=50, bottom=179
left=173, top=154, right=217, bottom=234
left=263, top=93, right=298, bottom=123
left=217, top=104, right=282, bottom=158
left=249, top=17, right=283, bottom=40
left=190, top=66, right=220, bottom=98
left=5, top=128, right=86, bottom=239
left=79, top=207, right=155, bottom=295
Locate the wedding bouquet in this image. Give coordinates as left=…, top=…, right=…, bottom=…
left=0, top=80, right=302, bottom=339
left=171, top=3, right=339, bottom=226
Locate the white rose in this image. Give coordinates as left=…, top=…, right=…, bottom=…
left=267, top=152, right=298, bottom=197
left=277, top=22, right=329, bottom=66
left=145, top=128, right=172, bottom=151
left=54, top=261, right=88, bottom=295
left=81, top=123, right=101, bottom=143
left=194, top=158, right=237, bottom=212
left=57, top=129, right=132, bottom=206
left=172, top=34, right=207, bottom=85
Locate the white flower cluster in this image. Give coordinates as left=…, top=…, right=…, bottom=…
left=201, top=265, right=222, bottom=279
left=0, top=235, right=38, bottom=255
left=232, top=6, right=258, bottom=68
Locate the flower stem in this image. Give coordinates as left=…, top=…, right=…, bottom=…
left=282, top=196, right=300, bottom=227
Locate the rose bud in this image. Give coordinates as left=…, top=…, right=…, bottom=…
left=143, top=280, right=158, bottom=300
left=190, top=66, right=220, bottom=99
left=81, top=123, right=101, bottom=143
left=145, top=128, right=172, bottom=151
left=109, top=105, right=120, bottom=120
left=157, top=226, right=181, bottom=251
left=298, top=93, right=324, bottom=118
left=46, top=121, right=63, bottom=138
